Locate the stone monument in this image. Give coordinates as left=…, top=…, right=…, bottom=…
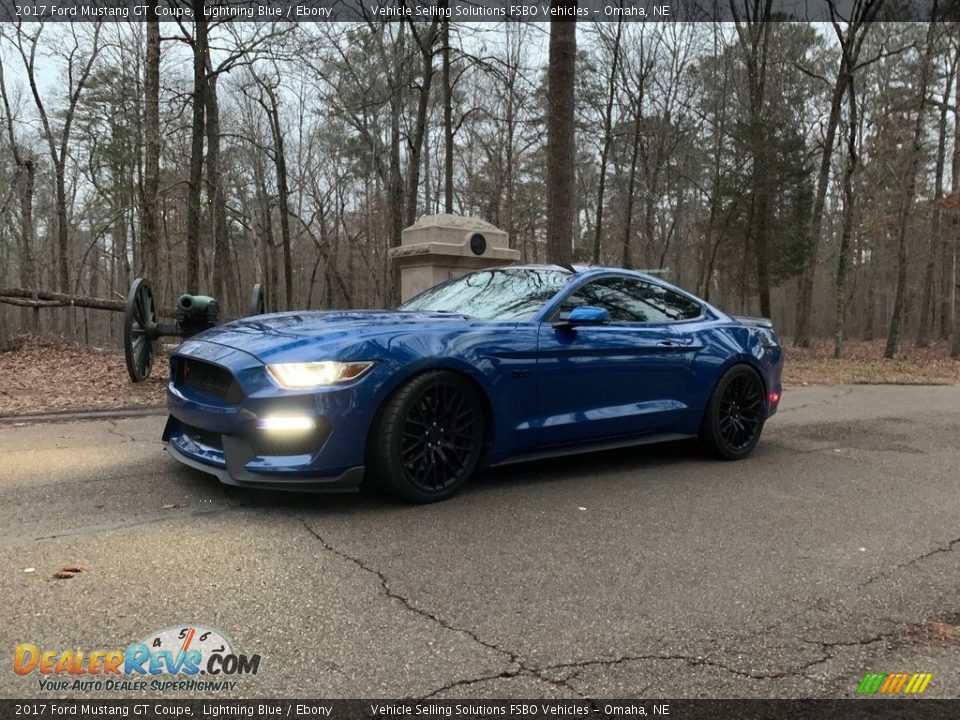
left=390, top=214, right=520, bottom=302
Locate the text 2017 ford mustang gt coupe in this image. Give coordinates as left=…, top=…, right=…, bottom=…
left=163, top=265, right=783, bottom=502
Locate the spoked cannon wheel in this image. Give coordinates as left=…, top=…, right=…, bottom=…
left=249, top=283, right=266, bottom=317
left=700, top=365, right=767, bottom=460
left=368, top=370, right=485, bottom=503
left=124, top=278, right=160, bottom=382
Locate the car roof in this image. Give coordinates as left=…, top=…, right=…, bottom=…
left=490, top=263, right=666, bottom=285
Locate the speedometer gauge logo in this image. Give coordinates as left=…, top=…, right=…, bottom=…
left=139, top=625, right=235, bottom=673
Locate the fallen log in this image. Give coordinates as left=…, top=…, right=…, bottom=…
left=0, top=287, right=125, bottom=312
left=0, top=297, right=71, bottom=308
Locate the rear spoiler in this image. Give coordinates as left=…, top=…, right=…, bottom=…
left=732, top=315, right=774, bottom=329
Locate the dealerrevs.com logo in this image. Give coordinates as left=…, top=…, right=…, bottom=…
left=14, top=625, right=260, bottom=693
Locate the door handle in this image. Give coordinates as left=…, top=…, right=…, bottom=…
left=656, top=340, right=677, bottom=347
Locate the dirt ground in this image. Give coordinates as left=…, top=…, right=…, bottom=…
left=0, top=334, right=957, bottom=416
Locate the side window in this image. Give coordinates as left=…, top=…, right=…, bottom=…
left=558, top=277, right=702, bottom=323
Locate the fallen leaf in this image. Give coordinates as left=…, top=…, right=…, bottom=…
left=0, top=334, right=167, bottom=416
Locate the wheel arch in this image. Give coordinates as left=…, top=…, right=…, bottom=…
left=366, top=362, right=497, bottom=468
left=698, top=356, right=769, bottom=427
left=713, top=354, right=770, bottom=393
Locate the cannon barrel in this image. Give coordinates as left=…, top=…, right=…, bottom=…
left=176, top=293, right=217, bottom=315
left=175, top=293, right=220, bottom=332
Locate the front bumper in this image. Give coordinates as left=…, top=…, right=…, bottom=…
left=163, top=339, right=376, bottom=492
left=165, top=437, right=363, bottom=492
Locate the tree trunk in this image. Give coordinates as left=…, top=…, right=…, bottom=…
left=405, top=20, right=440, bottom=226
left=886, top=13, right=937, bottom=359
left=141, top=3, right=161, bottom=283
left=205, top=73, right=230, bottom=312
left=504, top=64, right=516, bottom=242
left=797, top=63, right=845, bottom=347
left=442, top=20, right=454, bottom=214
left=0, top=54, right=37, bottom=330
left=621, top=102, right=642, bottom=269
left=545, top=12, right=577, bottom=266
left=252, top=154, right=272, bottom=309
left=265, top=87, right=294, bottom=311
left=917, top=58, right=953, bottom=347
left=591, top=21, right=623, bottom=265
left=52, top=160, right=69, bottom=293
left=186, top=11, right=208, bottom=294
left=834, top=77, right=859, bottom=359
left=19, top=161, right=38, bottom=330
left=945, top=39, right=960, bottom=341
left=795, top=7, right=881, bottom=344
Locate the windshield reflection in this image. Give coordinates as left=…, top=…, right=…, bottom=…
left=399, top=268, right=572, bottom=321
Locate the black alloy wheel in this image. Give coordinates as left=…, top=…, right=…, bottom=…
left=368, top=370, right=485, bottom=503
left=700, top=364, right=767, bottom=460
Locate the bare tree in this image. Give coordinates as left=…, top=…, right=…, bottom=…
left=0, top=51, right=37, bottom=328
left=619, top=26, right=659, bottom=270
left=185, top=8, right=208, bottom=294
left=546, top=12, right=577, bottom=266
left=945, top=32, right=960, bottom=344
left=795, top=0, right=884, bottom=346
left=730, top=0, right=774, bottom=317
left=833, top=75, right=860, bottom=358
left=590, top=20, right=623, bottom=264
left=441, top=20, right=454, bottom=213
left=917, top=47, right=955, bottom=347
left=8, top=22, right=103, bottom=294
left=885, top=9, right=938, bottom=359
left=243, top=70, right=294, bottom=310
left=140, top=4, right=160, bottom=283
left=405, top=17, right=442, bottom=225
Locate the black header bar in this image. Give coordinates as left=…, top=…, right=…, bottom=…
left=0, top=0, right=946, bottom=23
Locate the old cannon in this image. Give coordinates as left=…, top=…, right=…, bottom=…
left=123, top=277, right=266, bottom=383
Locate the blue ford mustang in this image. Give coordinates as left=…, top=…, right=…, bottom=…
left=163, top=265, right=783, bottom=502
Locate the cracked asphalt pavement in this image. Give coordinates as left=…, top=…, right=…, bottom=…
left=1, top=384, right=958, bottom=699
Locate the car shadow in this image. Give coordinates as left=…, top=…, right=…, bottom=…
left=471, top=437, right=703, bottom=493
left=167, top=436, right=785, bottom=514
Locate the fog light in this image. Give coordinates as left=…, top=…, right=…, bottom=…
left=258, top=415, right=316, bottom=433
left=769, top=391, right=781, bottom=404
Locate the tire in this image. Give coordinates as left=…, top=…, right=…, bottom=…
left=367, top=370, right=485, bottom=503
left=699, top=364, right=767, bottom=460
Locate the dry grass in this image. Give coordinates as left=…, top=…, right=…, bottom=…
left=784, top=339, right=960, bottom=386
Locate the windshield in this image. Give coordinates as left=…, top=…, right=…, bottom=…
left=398, top=268, right=572, bottom=320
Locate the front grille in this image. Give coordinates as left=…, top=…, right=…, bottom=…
left=177, top=358, right=243, bottom=403
left=181, top=423, right=223, bottom=450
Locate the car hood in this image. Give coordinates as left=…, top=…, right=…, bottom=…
left=186, top=310, right=473, bottom=363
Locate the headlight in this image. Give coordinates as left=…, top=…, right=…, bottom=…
left=265, top=361, right=375, bottom=389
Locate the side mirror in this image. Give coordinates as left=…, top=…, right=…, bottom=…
left=554, top=305, right=610, bottom=329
